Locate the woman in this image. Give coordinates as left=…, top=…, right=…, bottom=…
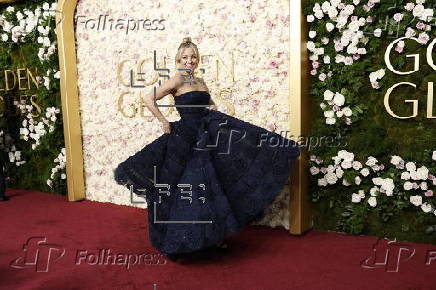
left=114, top=37, right=301, bottom=262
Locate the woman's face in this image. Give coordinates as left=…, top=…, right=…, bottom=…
left=178, top=47, right=198, bottom=73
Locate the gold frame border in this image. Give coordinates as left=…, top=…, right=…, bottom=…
left=56, top=0, right=313, bottom=234
left=288, top=0, right=313, bottom=235
left=56, top=0, right=85, bottom=201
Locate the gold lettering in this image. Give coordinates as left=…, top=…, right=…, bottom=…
left=30, top=95, right=42, bottom=118
left=5, top=70, right=17, bottom=91
left=17, top=68, right=28, bottom=90
left=118, top=91, right=136, bottom=118
left=385, top=37, right=420, bottom=75
left=27, top=68, right=40, bottom=89
left=428, top=82, right=435, bottom=119
left=384, top=82, right=418, bottom=119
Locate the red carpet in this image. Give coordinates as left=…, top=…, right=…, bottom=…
left=1, top=189, right=436, bottom=290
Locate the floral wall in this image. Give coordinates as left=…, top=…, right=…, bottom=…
left=75, top=0, right=293, bottom=228
left=0, top=0, right=66, bottom=194
left=304, top=0, right=436, bottom=243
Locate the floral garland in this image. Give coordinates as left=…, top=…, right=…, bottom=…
left=0, top=1, right=65, bottom=191
left=305, top=0, right=435, bottom=236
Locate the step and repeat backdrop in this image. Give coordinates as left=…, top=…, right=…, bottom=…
left=74, top=0, right=293, bottom=228
left=1, top=0, right=435, bottom=242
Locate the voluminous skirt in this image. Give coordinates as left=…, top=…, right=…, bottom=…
left=114, top=109, right=301, bottom=255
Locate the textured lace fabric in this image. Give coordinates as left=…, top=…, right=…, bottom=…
left=114, top=91, right=301, bottom=255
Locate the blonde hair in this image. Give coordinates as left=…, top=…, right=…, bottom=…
left=175, top=37, right=200, bottom=69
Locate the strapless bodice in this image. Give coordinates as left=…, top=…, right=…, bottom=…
left=174, top=90, right=211, bottom=118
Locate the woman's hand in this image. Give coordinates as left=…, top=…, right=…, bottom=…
left=160, top=120, right=171, bottom=134
left=209, top=105, right=217, bottom=110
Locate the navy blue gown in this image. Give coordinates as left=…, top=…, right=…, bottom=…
left=114, top=90, right=301, bottom=255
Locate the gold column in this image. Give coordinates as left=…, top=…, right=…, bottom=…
left=56, top=0, right=85, bottom=201
left=288, top=0, right=313, bottom=235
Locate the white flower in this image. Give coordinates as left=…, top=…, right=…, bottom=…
left=324, top=110, right=334, bottom=118
left=381, top=178, right=395, bottom=196
left=404, top=181, right=414, bottom=190
left=341, top=160, right=352, bottom=169
left=1, top=34, right=8, bottom=42
left=393, top=13, right=403, bottom=22
left=390, top=155, right=403, bottom=166
left=366, top=156, right=378, bottom=166
left=374, top=29, right=382, bottom=37
left=352, top=193, right=362, bottom=203
left=309, top=31, right=317, bottom=38
left=310, top=166, right=320, bottom=175
left=318, top=178, right=328, bottom=186
left=338, top=150, right=354, bottom=161
left=416, top=166, right=429, bottom=180
left=352, top=161, right=362, bottom=170
left=325, top=172, right=338, bottom=184
left=401, top=171, right=411, bottom=180
left=420, top=182, right=428, bottom=190
left=355, top=176, right=362, bottom=185
left=368, top=196, right=377, bottom=207
left=307, top=41, right=316, bottom=52
left=307, top=15, right=315, bottom=22
left=410, top=195, right=422, bottom=206
left=360, top=168, right=370, bottom=177
left=433, top=151, right=436, bottom=161
left=326, top=22, right=335, bottom=32
left=405, top=162, right=416, bottom=172
left=421, top=203, right=432, bottom=213
left=404, top=3, right=415, bottom=11
left=413, top=4, right=425, bottom=19
left=333, top=93, right=345, bottom=106
left=335, top=168, right=344, bottom=179
left=61, top=173, right=66, bottom=179
left=342, top=107, right=352, bottom=117
left=324, top=90, right=334, bottom=101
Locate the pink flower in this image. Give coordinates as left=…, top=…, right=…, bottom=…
left=335, top=43, right=344, bottom=52
left=318, top=73, right=327, bottom=81
left=267, top=123, right=277, bottom=132
left=333, top=105, right=340, bottom=112
left=429, top=174, right=435, bottom=180
left=417, top=33, right=429, bottom=45
left=266, top=20, right=274, bottom=29
left=424, top=190, right=434, bottom=197
left=345, top=117, right=352, bottom=125
left=312, top=61, right=320, bottom=69
left=416, top=22, right=426, bottom=30
left=395, top=44, right=404, bottom=53
left=269, top=60, right=279, bottom=69
left=353, top=54, right=361, bottom=60
left=393, top=13, right=403, bottom=22
left=366, top=16, right=373, bottom=23
left=412, top=182, right=419, bottom=189
left=310, top=69, right=317, bottom=75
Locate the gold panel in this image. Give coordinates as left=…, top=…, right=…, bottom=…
left=56, top=0, right=84, bottom=201
left=288, top=0, right=313, bottom=235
